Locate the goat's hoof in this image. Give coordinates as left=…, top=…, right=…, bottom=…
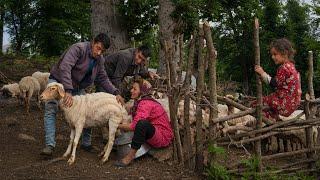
left=98, top=151, right=104, bottom=157
left=101, top=156, right=108, bottom=163
left=99, top=159, right=106, bottom=165
left=67, top=158, right=75, bottom=165
left=100, top=158, right=107, bottom=164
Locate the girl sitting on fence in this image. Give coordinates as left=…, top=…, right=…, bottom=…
left=254, top=38, right=302, bottom=122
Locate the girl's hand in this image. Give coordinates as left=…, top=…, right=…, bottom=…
left=255, top=65, right=265, bottom=76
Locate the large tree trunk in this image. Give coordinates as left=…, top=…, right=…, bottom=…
left=90, top=0, right=130, bottom=53
left=0, top=5, right=4, bottom=53
left=158, top=0, right=177, bottom=76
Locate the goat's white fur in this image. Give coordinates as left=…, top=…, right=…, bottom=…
left=19, top=76, right=41, bottom=112
left=1, top=83, right=20, bottom=98
left=32, top=71, right=50, bottom=92
left=42, top=82, right=129, bottom=165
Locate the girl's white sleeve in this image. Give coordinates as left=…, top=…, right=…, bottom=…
left=261, top=72, right=271, bottom=84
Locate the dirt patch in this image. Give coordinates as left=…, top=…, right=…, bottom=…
left=0, top=57, right=201, bottom=180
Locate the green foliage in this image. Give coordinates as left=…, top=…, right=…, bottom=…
left=3, top=0, right=36, bottom=54
left=208, top=144, right=226, bottom=156
left=34, top=0, right=90, bottom=56
left=206, top=145, right=231, bottom=180
left=207, top=163, right=231, bottom=180
left=240, top=156, right=262, bottom=180
left=118, top=0, right=158, bottom=42
left=3, top=0, right=90, bottom=57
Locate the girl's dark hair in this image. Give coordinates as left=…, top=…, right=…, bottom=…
left=270, top=38, right=296, bottom=61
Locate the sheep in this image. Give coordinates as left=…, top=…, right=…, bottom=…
left=31, top=71, right=50, bottom=92
left=19, top=76, right=41, bottom=113
left=40, top=82, right=129, bottom=165
left=1, top=83, right=21, bottom=98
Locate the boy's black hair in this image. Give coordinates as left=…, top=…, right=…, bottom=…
left=138, top=45, right=151, bottom=58
left=94, top=33, right=110, bottom=49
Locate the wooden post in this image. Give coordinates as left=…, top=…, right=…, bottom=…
left=164, top=40, right=184, bottom=164
left=195, top=23, right=205, bottom=172
left=253, top=17, right=262, bottom=172
left=306, top=51, right=315, bottom=170
left=203, top=21, right=218, bottom=163
left=182, top=33, right=196, bottom=169
left=308, top=51, right=315, bottom=100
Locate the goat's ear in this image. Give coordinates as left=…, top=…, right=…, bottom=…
left=57, top=86, right=65, bottom=98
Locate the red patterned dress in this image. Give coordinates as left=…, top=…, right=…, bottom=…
left=262, top=61, right=302, bottom=121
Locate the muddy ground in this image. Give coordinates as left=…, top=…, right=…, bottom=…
left=0, top=57, right=200, bottom=180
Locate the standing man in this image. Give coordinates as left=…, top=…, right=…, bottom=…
left=41, top=33, right=125, bottom=156
left=101, top=45, right=159, bottom=100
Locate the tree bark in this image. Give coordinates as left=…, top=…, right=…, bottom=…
left=90, top=0, right=130, bottom=53
left=158, top=0, right=177, bottom=76
left=203, top=21, right=218, bottom=140
left=0, top=5, right=4, bottom=53
left=253, top=18, right=262, bottom=172
left=306, top=51, right=316, bottom=170
left=195, top=24, right=205, bottom=172
left=182, top=33, right=196, bottom=169
left=165, top=40, right=184, bottom=164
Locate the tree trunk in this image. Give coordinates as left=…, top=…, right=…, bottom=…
left=158, top=0, right=177, bottom=76
left=195, top=24, right=205, bottom=172
left=90, top=0, right=130, bottom=53
left=253, top=18, right=263, bottom=172
left=0, top=5, right=4, bottom=53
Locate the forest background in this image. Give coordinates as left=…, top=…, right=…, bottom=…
left=0, top=0, right=319, bottom=96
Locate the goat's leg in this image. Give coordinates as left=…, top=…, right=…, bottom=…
left=36, top=91, right=41, bottom=110
left=63, top=128, right=75, bottom=158
left=68, top=125, right=84, bottom=165
left=101, top=120, right=119, bottom=163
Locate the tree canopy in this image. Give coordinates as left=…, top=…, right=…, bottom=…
left=2, top=0, right=320, bottom=94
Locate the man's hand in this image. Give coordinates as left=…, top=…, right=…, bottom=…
left=63, top=92, right=73, bottom=107
left=116, top=95, right=125, bottom=106
left=149, top=71, right=160, bottom=80
left=254, top=65, right=265, bottom=76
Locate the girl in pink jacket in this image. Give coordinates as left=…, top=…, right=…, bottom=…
left=115, top=79, right=173, bottom=167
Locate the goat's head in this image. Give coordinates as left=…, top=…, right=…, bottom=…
left=40, top=82, right=65, bottom=101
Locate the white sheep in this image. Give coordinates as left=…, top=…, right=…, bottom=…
left=1, top=83, right=21, bottom=98
left=19, top=76, right=41, bottom=113
left=40, top=82, right=129, bottom=165
left=31, top=71, right=50, bottom=92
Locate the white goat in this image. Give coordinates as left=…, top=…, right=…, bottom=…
left=19, top=76, right=41, bottom=112
left=40, top=82, right=129, bottom=165
left=32, top=71, right=50, bottom=92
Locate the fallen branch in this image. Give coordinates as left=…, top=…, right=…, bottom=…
left=222, top=125, right=254, bottom=134
left=216, top=114, right=303, bottom=143
left=218, top=131, right=279, bottom=146
left=262, top=146, right=320, bottom=160
left=279, top=158, right=316, bottom=169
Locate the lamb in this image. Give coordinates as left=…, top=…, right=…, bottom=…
left=1, top=83, right=21, bottom=98
left=40, top=82, right=129, bottom=165
left=19, top=76, right=41, bottom=112
left=31, top=71, right=50, bottom=92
